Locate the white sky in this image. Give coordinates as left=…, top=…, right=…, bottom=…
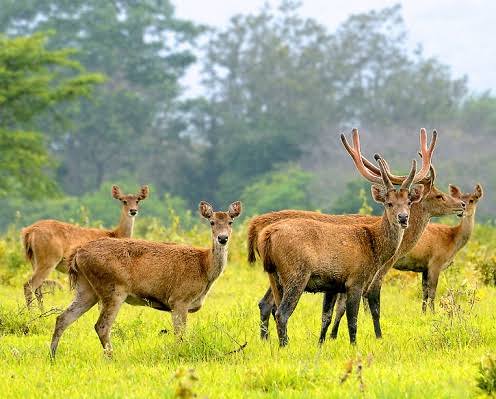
left=175, top=0, right=495, bottom=94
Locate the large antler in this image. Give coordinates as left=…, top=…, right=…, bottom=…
left=340, top=128, right=386, bottom=184
left=344, top=128, right=436, bottom=185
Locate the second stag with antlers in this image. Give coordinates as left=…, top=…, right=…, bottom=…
left=257, top=131, right=427, bottom=346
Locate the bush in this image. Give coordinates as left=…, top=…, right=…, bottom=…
left=477, top=354, right=496, bottom=395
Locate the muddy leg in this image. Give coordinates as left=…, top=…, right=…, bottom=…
left=274, top=274, right=309, bottom=347
left=50, top=278, right=98, bottom=358
left=367, top=288, right=382, bottom=339
left=427, top=268, right=441, bottom=313
left=319, top=291, right=337, bottom=344
left=259, top=287, right=276, bottom=340
left=94, top=292, right=126, bottom=357
left=346, top=286, right=362, bottom=345
left=421, top=270, right=429, bottom=313
left=329, top=293, right=346, bottom=339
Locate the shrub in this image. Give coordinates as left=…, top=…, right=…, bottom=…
left=477, top=354, right=496, bottom=395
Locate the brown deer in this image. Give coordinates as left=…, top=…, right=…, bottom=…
left=258, top=142, right=426, bottom=346
left=50, top=201, right=242, bottom=358
left=21, top=185, right=149, bottom=309
left=328, top=185, right=482, bottom=337
left=251, top=130, right=465, bottom=342
left=396, top=184, right=483, bottom=312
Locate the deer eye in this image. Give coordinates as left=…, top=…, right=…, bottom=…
left=228, top=221, right=233, bottom=225
left=469, top=199, right=474, bottom=204
left=122, top=200, right=128, bottom=205
left=387, top=203, right=393, bottom=208
left=436, top=195, right=444, bottom=200
left=210, top=221, right=215, bottom=226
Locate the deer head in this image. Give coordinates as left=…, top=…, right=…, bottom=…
left=371, top=156, right=424, bottom=229
left=199, top=201, right=242, bottom=246
left=449, top=184, right=483, bottom=217
left=112, top=185, right=149, bottom=217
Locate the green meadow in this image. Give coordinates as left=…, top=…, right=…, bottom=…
left=0, top=221, right=495, bottom=398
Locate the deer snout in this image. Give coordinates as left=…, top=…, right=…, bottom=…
left=398, top=213, right=409, bottom=228
left=217, top=235, right=228, bottom=245
left=129, top=209, right=138, bottom=216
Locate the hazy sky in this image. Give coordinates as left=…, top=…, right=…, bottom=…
left=175, top=0, right=495, bottom=94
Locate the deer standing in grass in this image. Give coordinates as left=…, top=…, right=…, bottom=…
left=251, top=130, right=465, bottom=341
left=395, top=184, right=483, bottom=312
left=21, top=185, right=149, bottom=309
left=50, top=201, right=242, bottom=358
left=258, top=135, right=427, bottom=345
left=327, top=186, right=481, bottom=337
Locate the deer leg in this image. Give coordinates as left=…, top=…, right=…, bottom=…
left=274, top=273, right=309, bottom=347
left=171, top=304, right=188, bottom=339
left=319, top=291, right=338, bottom=344
left=259, top=286, right=276, bottom=340
left=367, top=289, right=382, bottom=339
left=50, top=278, right=98, bottom=358
left=330, top=293, right=347, bottom=339
left=346, top=286, right=363, bottom=345
left=421, top=270, right=429, bottom=313
left=24, top=255, right=60, bottom=311
left=94, top=291, right=126, bottom=357
left=427, top=267, right=441, bottom=313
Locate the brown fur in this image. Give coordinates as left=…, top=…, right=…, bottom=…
left=257, top=158, right=425, bottom=346
left=394, top=184, right=483, bottom=312
left=50, top=201, right=242, bottom=358
left=21, top=185, right=149, bottom=309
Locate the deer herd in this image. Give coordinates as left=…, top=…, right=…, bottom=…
left=18, top=128, right=483, bottom=358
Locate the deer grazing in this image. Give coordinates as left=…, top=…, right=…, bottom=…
left=258, top=130, right=428, bottom=345
left=250, top=129, right=466, bottom=342
left=50, top=201, right=242, bottom=358
left=21, top=185, right=149, bottom=309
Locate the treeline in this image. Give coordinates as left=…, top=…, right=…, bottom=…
left=0, top=1, right=494, bottom=230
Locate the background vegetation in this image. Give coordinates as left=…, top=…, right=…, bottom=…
left=0, top=0, right=494, bottom=230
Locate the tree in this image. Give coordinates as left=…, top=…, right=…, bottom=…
left=1, top=0, right=202, bottom=195
left=0, top=32, right=102, bottom=198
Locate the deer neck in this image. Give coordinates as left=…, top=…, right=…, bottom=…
left=113, top=209, right=135, bottom=238
left=453, top=211, right=476, bottom=251
left=206, top=241, right=228, bottom=282
left=372, top=213, right=404, bottom=266
left=396, top=202, right=431, bottom=257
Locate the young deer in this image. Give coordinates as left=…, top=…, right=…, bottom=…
left=258, top=150, right=425, bottom=346
left=50, top=201, right=242, bottom=358
left=394, top=184, right=483, bottom=312
left=21, top=185, right=149, bottom=309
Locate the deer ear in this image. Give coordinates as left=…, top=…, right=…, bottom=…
left=137, top=185, right=149, bottom=200
left=199, top=201, right=214, bottom=219
left=371, top=185, right=386, bottom=204
left=112, top=185, right=123, bottom=200
left=228, top=201, right=242, bottom=218
left=409, top=184, right=424, bottom=204
left=449, top=184, right=462, bottom=198
left=474, top=184, right=483, bottom=199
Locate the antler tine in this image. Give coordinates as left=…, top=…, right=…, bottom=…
left=374, top=128, right=436, bottom=184
left=374, top=154, right=394, bottom=191
left=340, top=129, right=383, bottom=184
left=400, top=160, right=417, bottom=190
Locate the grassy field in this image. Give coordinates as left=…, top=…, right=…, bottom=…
left=0, top=221, right=495, bottom=398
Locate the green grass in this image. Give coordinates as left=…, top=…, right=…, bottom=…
left=0, top=223, right=495, bottom=398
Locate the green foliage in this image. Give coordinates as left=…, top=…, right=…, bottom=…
left=0, top=32, right=103, bottom=199
left=241, top=165, right=315, bottom=215
left=330, top=180, right=382, bottom=215
left=477, top=355, right=496, bottom=396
